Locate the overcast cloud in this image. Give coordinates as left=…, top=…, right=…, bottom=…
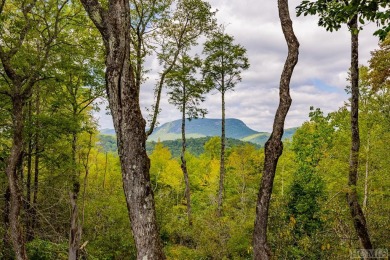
left=95, top=0, right=382, bottom=132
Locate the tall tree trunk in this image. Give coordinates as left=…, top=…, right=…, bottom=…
left=346, top=15, right=372, bottom=251
left=253, top=0, right=299, bottom=258
left=5, top=94, right=28, bottom=260
left=32, top=88, right=40, bottom=234
left=2, top=187, right=12, bottom=260
left=81, top=1, right=165, bottom=258
left=69, top=188, right=80, bottom=260
left=26, top=100, right=33, bottom=242
left=69, top=132, right=81, bottom=260
left=218, top=89, right=226, bottom=217
left=103, top=152, right=107, bottom=189
left=181, top=105, right=192, bottom=226
left=363, top=137, right=369, bottom=211
left=81, top=132, right=93, bottom=242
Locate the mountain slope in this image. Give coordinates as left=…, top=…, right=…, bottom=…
left=148, top=118, right=264, bottom=142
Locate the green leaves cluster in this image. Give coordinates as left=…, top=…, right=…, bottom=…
left=297, top=0, right=390, bottom=38
left=203, top=30, right=250, bottom=93
left=166, top=54, right=209, bottom=119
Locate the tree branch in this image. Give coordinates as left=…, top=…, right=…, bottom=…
left=80, top=0, right=107, bottom=39
left=0, top=47, right=22, bottom=85
left=0, top=0, right=5, bottom=15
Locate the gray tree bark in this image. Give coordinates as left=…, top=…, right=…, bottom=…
left=346, top=15, right=372, bottom=251
left=80, top=1, right=165, bottom=258
left=68, top=132, right=81, bottom=260
left=253, top=0, right=299, bottom=258
left=5, top=94, right=28, bottom=260
left=181, top=104, right=192, bottom=226
left=218, top=89, right=226, bottom=217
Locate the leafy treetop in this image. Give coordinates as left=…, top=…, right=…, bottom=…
left=296, top=0, right=390, bottom=39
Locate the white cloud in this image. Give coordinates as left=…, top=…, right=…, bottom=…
left=96, top=0, right=381, bottom=133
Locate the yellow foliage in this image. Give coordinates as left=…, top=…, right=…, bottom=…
left=289, top=216, right=296, bottom=226
left=159, top=160, right=182, bottom=191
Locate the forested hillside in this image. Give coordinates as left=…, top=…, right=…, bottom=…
left=1, top=0, right=390, bottom=259
left=148, top=118, right=260, bottom=141
left=99, top=134, right=262, bottom=156
left=99, top=117, right=297, bottom=155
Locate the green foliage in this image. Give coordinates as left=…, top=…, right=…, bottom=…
left=157, top=0, right=216, bottom=59
left=287, top=169, right=325, bottom=233
left=202, top=29, right=250, bottom=93
left=166, top=54, right=209, bottom=119
left=296, top=0, right=390, bottom=39
left=369, top=35, right=390, bottom=91
left=1, top=1, right=390, bottom=259
left=145, top=0, right=216, bottom=132
left=27, top=239, right=67, bottom=260
left=285, top=108, right=332, bottom=258
left=98, top=134, right=261, bottom=156
left=98, top=134, right=118, bottom=153
left=147, top=137, right=261, bottom=158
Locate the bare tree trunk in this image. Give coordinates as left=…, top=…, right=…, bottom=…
left=81, top=1, right=165, bottom=258
left=253, top=0, right=299, bottom=258
left=218, top=90, right=226, bottom=217
left=363, top=138, right=369, bottom=211
left=5, top=94, right=28, bottom=260
left=181, top=106, right=192, bottom=226
left=346, top=15, right=372, bottom=251
left=69, top=133, right=80, bottom=260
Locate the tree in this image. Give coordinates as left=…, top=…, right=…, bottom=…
left=165, top=53, right=208, bottom=225
left=295, top=0, right=390, bottom=251
left=253, top=0, right=299, bottom=258
left=128, top=0, right=171, bottom=135
left=129, top=0, right=216, bottom=136
left=286, top=108, right=331, bottom=258
left=49, top=18, right=104, bottom=258
left=369, top=35, right=390, bottom=92
left=0, top=1, right=72, bottom=258
left=202, top=29, right=249, bottom=216
left=297, top=0, right=390, bottom=40
left=80, top=1, right=165, bottom=258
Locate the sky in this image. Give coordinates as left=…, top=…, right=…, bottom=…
left=95, top=0, right=382, bottom=132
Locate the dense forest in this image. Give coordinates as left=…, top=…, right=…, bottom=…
left=1, top=0, right=390, bottom=259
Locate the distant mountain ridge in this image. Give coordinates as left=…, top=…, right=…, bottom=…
left=100, top=128, right=116, bottom=135
left=148, top=118, right=264, bottom=141
left=100, top=118, right=297, bottom=146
